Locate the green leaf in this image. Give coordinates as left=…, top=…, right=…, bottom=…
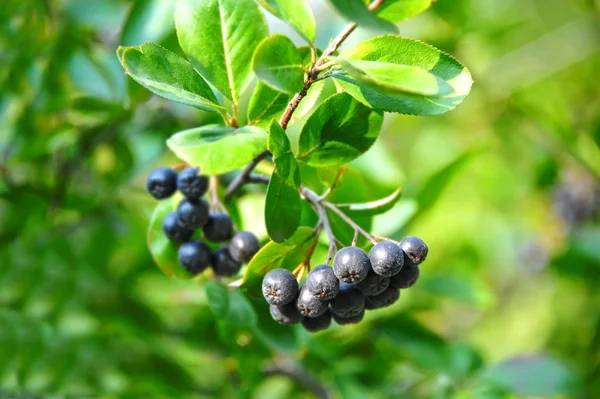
left=247, top=81, right=291, bottom=127
left=146, top=196, right=194, bottom=280
left=166, top=125, right=268, bottom=175
left=227, top=290, right=258, bottom=326
left=175, top=0, right=268, bottom=103
left=117, top=43, right=223, bottom=112
left=375, top=0, right=432, bottom=23
left=256, top=0, right=316, bottom=43
left=335, top=188, right=402, bottom=217
left=265, top=122, right=302, bottom=242
left=331, top=58, right=453, bottom=96
left=297, top=93, right=383, bottom=167
left=120, top=0, right=175, bottom=46
left=241, top=227, right=317, bottom=296
left=252, top=34, right=305, bottom=94
left=329, top=0, right=398, bottom=33
left=334, top=35, right=473, bottom=115
left=205, top=281, right=230, bottom=319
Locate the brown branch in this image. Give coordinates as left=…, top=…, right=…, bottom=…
left=263, top=364, right=330, bottom=399
left=224, top=150, right=271, bottom=202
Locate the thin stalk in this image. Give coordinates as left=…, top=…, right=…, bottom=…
left=322, top=201, right=378, bottom=245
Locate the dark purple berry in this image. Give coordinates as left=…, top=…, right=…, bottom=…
left=399, top=236, right=428, bottom=266
left=355, top=266, right=390, bottom=296
left=177, top=167, right=208, bottom=201
left=212, top=247, right=242, bottom=276
left=178, top=240, right=211, bottom=274
left=296, top=286, right=329, bottom=318
left=333, top=309, right=365, bottom=325
left=332, top=247, right=370, bottom=284
left=229, top=231, right=260, bottom=263
left=365, top=287, right=400, bottom=310
left=389, top=265, right=420, bottom=289
left=369, top=241, right=404, bottom=277
left=176, top=198, right=209, bottom=229
left=270, top=303, right=302, bottom=325
left=262, top=269, right=299, bottom=305
left=203, top=212, right=233, bottom=242
left=146, top=167, right=177, bottom=199
left=301, top=310, right=331, bottom=332
left=330, top=282, right=365, bottom=318
left=162, top=212, right=193, bottom=242
left=306, top=265, right=339, bottom=300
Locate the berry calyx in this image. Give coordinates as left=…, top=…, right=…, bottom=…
left=176, top=198, right=210, bottom=229
left=301, top=309, right=331, bottom=332
left=296, top=286, right=329, bottom=318
left=212, top=247, right=242, bottom=276
left=369, top=241, right=404, bottom=277
left=270, top=303, right=303, bottom=325
left=399, top=236, right=428, bottom=266
left=262, top=269, right=299, bottom=306
left=177, top=167, right=209, bottom=201
left=229, top=231, right=260, bottom=263
left=203, top=212, right=234, bottom=242
left=365, top=287, right=400, bottom=310
left=355, top=266, right=390, bottom=296
left=330, top=282, right=365, bottom=318
left=146, top=167, right=177, bottom=199
left=306, top=265, right=340, bottom=300
left=389, top=265, right=420, bottom=289
left=332, top=247, right=370, bottom=284
left=178, top=240, right=212, bottom=274
left=162, top=212, right=192, bottom=242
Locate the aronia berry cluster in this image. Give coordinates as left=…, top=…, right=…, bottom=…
left=146, top=166, right=260, bottom=276
left=261, top=237, right=428, bottom=332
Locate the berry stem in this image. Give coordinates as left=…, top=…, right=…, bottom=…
left=372, top=234, right=401, bottom=245
left=209, top=175, right=220, bottom=213
left=224, top=150, right=271, bottom=202
left=301, top=186, right=337, bottom=265
left=322, top=201, right=378, bottom=245
left=303, top=222, right=324, bottom=271
left=351, top=229, right=359, bottom=247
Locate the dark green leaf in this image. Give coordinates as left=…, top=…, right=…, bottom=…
left=335, top=188, right=402, bottom=217
left=205, top=281, right=230, bottom=319
left=375, top=0, right=432, bottom=23
left=175, top=0, right=268, bottom=103
left=247, top=81, right=291, bottom=127
left=265, top=122, right=302, bottom=242
left=146, top=196, right=194, bottom=280
left=252, top=34, right=305, bottom=94
left=297, top=93, right=383, bottom=167
left=227, top=290, right=258, bottom=326
left=333, top=35, right=473, bottom=115
left=329, top=0, right=398, bottom=33
left=256, top=0, right=316, bottom=43
left=166, top=125, right=268, bottom=175
left=117, top=43, right=223, bottom=112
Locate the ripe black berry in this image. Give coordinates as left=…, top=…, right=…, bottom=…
left=332, top=247, right=370, bottom=283
left=355, top=266, right=390, bottom=296
left=333, top=309, right=365, bottom=325
left=399, top=236, right=428, bottom=266
left=306, top=265, right=339, bottom=300
left=203, top=212, right=233, bottom=242
left=212, top=247, right=242, bottom=276
left=178, top=240, right=211, bottom=274
left=365, top=287, right=400, bottom=310
left=296, top=286, right=329, bottom=318
left=162, top=212, right=193, bottom=242
left=369, top=241, right=404, bottom=277
left=270, top=303, right=302, bottom=325
left=229, top=231, right=260, bottom=263
left=146, top=167, right=177, bottom=199
left=262, top=269, right=299, bottom=306
left=177, top=167, right=208, bottom=201
left=301, top=309, right=331, bottom=332
left=176, top=198, right=210, bottom=229
left=389, top=265, right=420, bottom=289
left=330, top=282, right=365, bottom=318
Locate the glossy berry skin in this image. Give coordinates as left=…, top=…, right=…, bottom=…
left=262, top=269, right=299, bottom=306
left=301, top=310, right=331, bottom=332
left=146, top=167, right=177, bottom=199
left=306, top=265, right=339, bottom=300
left=203, top=212, right=234, bottom=242
left=369, top=241, right=404, bottom=277
left=365, top=287, right=400, bottom=310
left=212, top=247, right=242, bottom=276
left=176, top=198, right=210, bottom=229
left=399, top=236, right=428, bottom=266
left=296, top=286, right=329, bottom=318
left=333, top=309, right=365, bottom=325
left=330, top=282, right=365, bottom=318
left=355, top=266, right=390, bottom=296
left=332, top=247, right=370, bottom=284
left=229, top=231, right=260, bottom=263
left=177, top=167, right=209, bottom=201
left=270, top=303, right=302, bottom=325
left=162, top=212, right=192, bottom=242
left=178, top=240, right=212, bottom=274
left=389, top=265, right=420, bottom=289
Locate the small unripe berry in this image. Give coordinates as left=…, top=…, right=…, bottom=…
left=332, top=247, right=370, bottom=284
left=399, top=236, right=428, bottom=266
left=212, top=247, right=242, bottom=276
left=355, top=266, right=390, bottom=296
left=178, top=240, right=211, bottom=274
left=306, top=265, right=339, bottom=300
left=270, top=303, right=302, bottom=325
left=162, top=212, right=192, bottom=242
left=389, top=265, right=420, bottom=289
left=229, top=231, right=260, bottom=263
left=177, top=167, right=208, bottom=201
left=301, top=310, right=331, bottom=332
left=330, top=282, right=365, bottom=318
left=203, top=212, right=234, bottom=242
left=333, top=309, right=365, bottom=325
left=365, top=287, right=400, bottom=310
left=176, top=198, right=210, bottom=229
left=262, top=269, right=299, bottom=305
left=296, top=286, right=329, bottom=318
left=146, top=167, right=177, bottom=199
left=369, top=241, right=404, bottom=277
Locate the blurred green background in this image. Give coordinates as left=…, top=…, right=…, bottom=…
left=1, top=0, right=599, bottom=398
